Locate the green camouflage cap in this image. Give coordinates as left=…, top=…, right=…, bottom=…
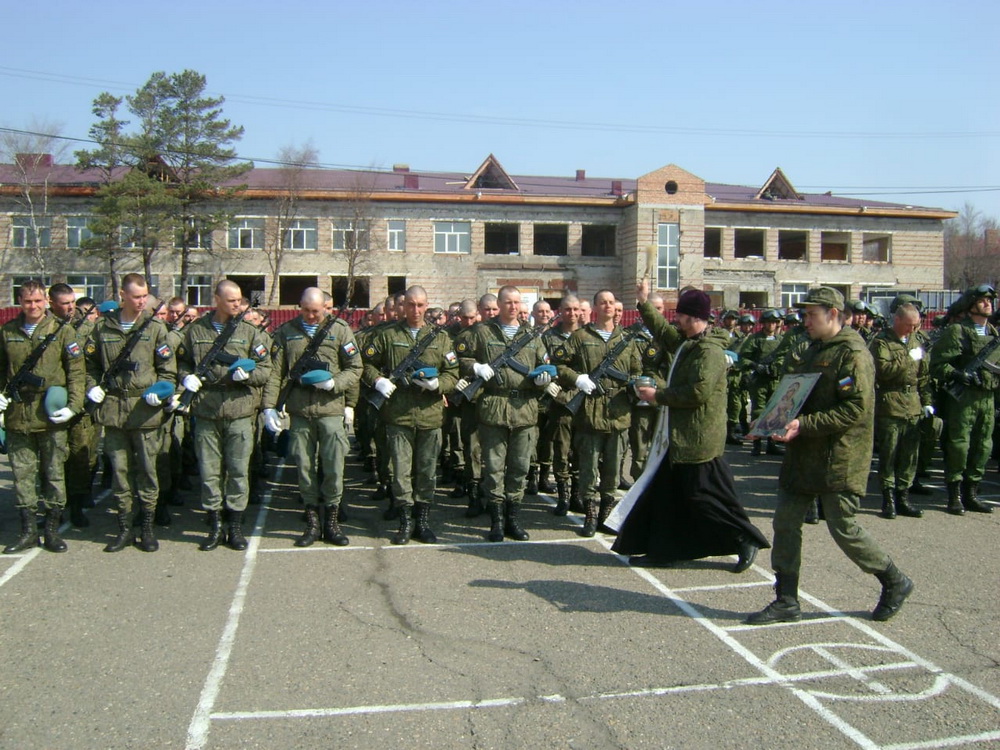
left=795, top=286, right=845, bottom=311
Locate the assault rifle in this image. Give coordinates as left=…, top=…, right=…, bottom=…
left=366, top=324, right=446, bottom=411
left=2, top=314, right=71, bottom=404
left=274, top=307, right=347, bottom=413
left=564, top=323, right=644, bottom=415
left=176, top=304, right=253, bottom=411
left=943, top=333, right=1000, bottom=401
left=85, top=302, right=165, bottom=415
left=449, top=317, right=559, bottom=405
left=741, top=339, right=785, bottom=390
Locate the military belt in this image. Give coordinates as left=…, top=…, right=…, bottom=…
left=879, top=385, right=913, bottom=394
left=109, top=387, right=150, bottom=396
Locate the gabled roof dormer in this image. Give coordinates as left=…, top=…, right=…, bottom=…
left=464, top=154, right=519, bottom=191
left=755, top=167, right=802, bottom=201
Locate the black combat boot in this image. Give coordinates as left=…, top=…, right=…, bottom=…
left=894, top=488, right=923, bottom=518
left=104, top=511, right=133, bottom=553
left=228, top=511, right=248, bottom=551
left=4, top=508, right=38, bottom=554
left=580, top=499, right=598, bottom=537
left=323, top=505, right=349, bottom=546
left=745, top=573, right=801, bottom=624
left=68, top=495, right=89, bottom=528
left=391, top=506, right=413, bottom=545
left=766, top=438, right=784, bottom=456
left=537, top=465, right=553, bottom=494
left=726, top=423, right=744, bottom=446
left=411, top=502, right=437, bottom=544
left=569, top=479, right=584, bottom=514
left=42, top=507, right=68, bottom=553
left=598, top=495, right=619, bottom=535
left=138, top=509, right=159, bottom=552
left=154, top=499, right=172, bottom=527
left=199, top=510, right=224, bottom=551
left=449, top=482, right=467, bottom=499
left=732, top=535, right=759, bottom=574
left=464, top=481, right=483, bottom=518
left=553, top=482, right=569, bottom=516
left=487, top=502, right=504, bottom=542
left=872, top=561, right=914, bottom=621
left=504, top=501, right=529, bottom=541
left=525, top=467, right=538, bottom=496
left=909, top=477, right=933, bottom=495
left=751, top=440, right=762, bottom=457
left=296, top=506, right=321, bottom=547
left=961, top=480, right=993, bottom=513
left=881, top=488, right=896, bottom=519
left=946, top=481, right=964, bottom=515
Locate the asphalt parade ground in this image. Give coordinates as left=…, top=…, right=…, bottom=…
left=0, top=440, right=998, bottom=749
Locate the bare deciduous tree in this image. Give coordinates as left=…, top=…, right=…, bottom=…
left=944, top=202, right=1000, bottom=289
left=333, top=169, right=384, bottom=308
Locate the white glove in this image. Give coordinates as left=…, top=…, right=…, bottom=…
left=231, top=367, right=250, bottom=382
left=144, top=392, right=162, bottom=407
left=164, top=394, right=181, bottom=413
left=0, top=393, right=8, bottom=412
left=534, top=371, right=552, bottom=386
left=87, top=386, right=106, bottom=404
left=454, top=378, right=470, bottom=393
left=182, top=374, right=203, bottom=393
left=312, top=378, right=336, bottom=391
left=0, top=413, right=4, bottom=428
left=575, top=374, right=597, bottom=395
left=922, top=405, right=935, bottom=418
left=343, top=406, right=354, bottom=430
left=909, top=347, right=924, bottom=361
left=49, top=407, right=74, bottom=424
left=545, top=382, right=562, bottom=399
left=472, top=363, right=495, bottom=381
left=413, top=377, right=439, bottom=391
left=263, top=408, right=283, bottom=434
left=374, top=377, right=396, bottom=398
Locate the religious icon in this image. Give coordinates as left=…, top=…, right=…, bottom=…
left=747, top=373, right=821, bottom=439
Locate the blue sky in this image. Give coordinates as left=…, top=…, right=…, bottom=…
left=3, top=0, right=998, bottom=219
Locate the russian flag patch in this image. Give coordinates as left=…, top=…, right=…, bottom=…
left=343, top=341, right=357, bottom=357
left=444, top=350, right=457, bottom=365
left=838, top=376, right=853, bottom=390
left=66, top=341, right=82, bottom=358
left=156, top=344, right=172, bottom=359
left=254, top=343, right=268, bottom=359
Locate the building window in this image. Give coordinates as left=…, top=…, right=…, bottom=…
left=734, top=228, right=765, bottom=259
left=66, top=274, right=106, bottom=302
left=778, top=230, right=808, bottom=260
left=484, top=223, right=519, bottom=255
left=656, top=223, right=680, bottom=290
left=284, top=219, right=317, bottom=251
left=227, top=275, right=266, bottom=305
left=12, top=275, right=52, bottom=301
left=781, top=283, right=810, bottom=309
left=176, top=220, right=213, bottom=250
left=279, top=275, right=318, bottom=305
left=387, top=275, right=407, bottom=295
left=66, top=216, right=93, bottom=249
left=433, top=221, right=471, bottom=254
left=174, top=275, right=214, bottom=306
left=862, top=233, right=891, bottom=263
left=581, top=225, right=616, bottom=257
left=332, top=220, right=370, bottom=252
left=821, top=231, right=850, bottom=261
left=533, top=224, right=568, bottom=256
left=704, top=227, right=722, bottom=258
left=331, top=276, right=371, bottom=308
left=387, top=220, right=406, bottom=252
left=228, top=218, right=265, bottom=250
left=11, top=216, right=51, bottom=249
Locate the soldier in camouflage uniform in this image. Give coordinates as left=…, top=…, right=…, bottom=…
left=444, top=299, right=478, bottom=506
left=869, top=302, right=931, bottom=519
left=363, top=286, right=459, bottom=544
left=747, top=287, right=913, bottom=625
left=0, top=280, right=85, bottom=554
left=176, top=280, right=273, bottom=551
left=85, top=274, right=175, bottom=552
left=930, top=284, right=998, bottom=514
left=629, top=293, right=669, bottom=479
left=541, top=295, right=582, bottom=516
left=263, top=288, right=362, bottom=547
left=526, top=298, right=556, bottom=495
left=555, top=290, right=641, bottom=536
left=458, top=286, right=553, bottom=542
left=718, top=309, right=745, bottom=445
left=739, top=309, right=785, bottom=456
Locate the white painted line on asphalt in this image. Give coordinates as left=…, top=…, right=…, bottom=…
left=807, top=645, right=893, bottom=695
left=725, top=616, right=846, bottom=632
left=671, top=580, right=774, bottom=593
left=212, top=696, right=526, bottom=721
left=882, top=730, right=1000, bottom=750
left=185, top=479, right=274, bottom=750
left=257, top=536, right=600, bottom=553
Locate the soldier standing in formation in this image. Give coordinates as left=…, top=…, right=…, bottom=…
left=541, top=295, right=582, bottom=516
left=740, top=308, right=785, bottom=456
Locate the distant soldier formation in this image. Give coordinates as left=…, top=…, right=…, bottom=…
left=1, top=276, right=997, bottom=623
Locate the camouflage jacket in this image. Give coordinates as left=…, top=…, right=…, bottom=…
left=869, top=328, right=930, bottom=419
left=930, top=318, right=1000, bottom=393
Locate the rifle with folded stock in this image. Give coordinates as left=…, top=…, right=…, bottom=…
left=365, top=324, right=445, bottom=411
left=177, top=304, right=253, bottom=411
left=943, top=333, right=1000, bottom=401
left=275, top=307, right=346, bottom=413
left=564, top=323, right=645, bottom=415
left=449, top=317, right=559, bottom=405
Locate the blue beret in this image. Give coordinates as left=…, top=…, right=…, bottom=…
left=144, top=381, right=176, bottom=400
left=229, top=358, right=257, bottom=373
left=44, top=386, right=68, bottom=417
left=300, top=369, right=332, bottom=385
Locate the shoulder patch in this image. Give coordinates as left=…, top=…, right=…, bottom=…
left=444, top=350, right=457, bottom=365
left=838, top=376, right=854, bottom=391
left=647, top=346, right=658, bottom=358
left=85, top=341, right=97, bottom=356
left=343, top=341, right=357, bottom=357
left=456, top=341, right=468, bottom=354
left=552, top=345, right=569, bottom=363
left=66, top=341, right=83, bottom=358
left=254, top=343, right=269, bottom=360
left=156, top=344, right=172, bottom=360
left=177, top=344, right=187, bottom=359
left=365, top=344, right=377, bottom=358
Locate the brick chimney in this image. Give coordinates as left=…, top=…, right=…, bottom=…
left=575, top=169, right=586, bottom=181
left=403, top=173, right=419, bottom=189
left=392, top=164, right=410, bottom=173
left=611, top=180, right=623, bottom=196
